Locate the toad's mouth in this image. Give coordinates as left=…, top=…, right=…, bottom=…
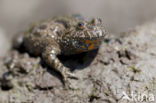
left=73, top=38, right=103, bottom=53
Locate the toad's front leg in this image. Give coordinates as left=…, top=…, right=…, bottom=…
left=42, top=46, right=77, bottom=87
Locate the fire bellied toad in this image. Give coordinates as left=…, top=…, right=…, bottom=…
left=15, top=15, right=107, bottom=86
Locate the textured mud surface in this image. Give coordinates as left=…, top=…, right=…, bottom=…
left=0, top=21, right=156, bottom=103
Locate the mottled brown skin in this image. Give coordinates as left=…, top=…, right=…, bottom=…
left=20, top=15, right=107, bottom=86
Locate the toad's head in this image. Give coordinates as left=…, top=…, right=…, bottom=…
left=70, top=18, right=107, bottom=52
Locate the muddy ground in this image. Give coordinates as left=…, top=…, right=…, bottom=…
left=0, top=20, right=156, bottom=103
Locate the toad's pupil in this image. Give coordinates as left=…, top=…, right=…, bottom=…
left=78, top=23, right=84, bottom=27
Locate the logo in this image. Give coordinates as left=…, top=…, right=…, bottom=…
left=122, top=91, right=155, bottom=102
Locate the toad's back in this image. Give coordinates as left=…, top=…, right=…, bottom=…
left=23, top=17, right=71, bottom=55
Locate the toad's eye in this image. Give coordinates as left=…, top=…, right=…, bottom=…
left=77, top=22, right=85, bottom=30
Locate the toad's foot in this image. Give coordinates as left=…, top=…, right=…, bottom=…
left=62, top=68, right=78, bottom=89
left=62, top=67, right=78, bottom=79
left=42, top=46, right=78, bottom=88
